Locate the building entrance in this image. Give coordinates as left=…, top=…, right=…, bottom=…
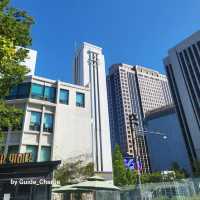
left=0, top=160, right=60, bottom=200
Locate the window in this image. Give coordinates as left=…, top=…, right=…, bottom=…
left=17, top=83, right=31, bottom=98
left=59, top=89, right=69, bottom=104
left=9, top=86, right=18, bottom=99
left=31, top=84, right=56, bottom=103
left=76, top=92, right=85, bottom=107
left=29, top=111, right=41, bottom=131
left=44, top=86, right=56, bottom=102
left=40, top=146, right=51, bottom=162
left=26, top=145, right=38, bottom=162
left=7, top=145, right=19, bottom=155
left=6, top=83, right=31, bottom=100
left=43, top=113, right=54, bottom=133
left=31, top=84, right=44, bottom=100
left=0, top=146, right=4, bottom=154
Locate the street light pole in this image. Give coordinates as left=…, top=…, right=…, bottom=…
left=129, top=113, right=142, bottom=200
left=129, top=113, right=168, bottom=200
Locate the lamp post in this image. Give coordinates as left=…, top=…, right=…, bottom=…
left=129, top=113, right=142, bottom=199
left=129, top=113, right=168, bottom=200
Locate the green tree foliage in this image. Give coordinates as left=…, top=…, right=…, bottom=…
left=0, top=0, right=34, bottom=144
left=171, top=162, right=187, bottom=179
left=54, top=160, right=94, bottom=186
left=126, top=169, right=137, bottom=185
left=113, top=145, right=128, bottom=186
left=112, top=146, right=189, bottom=186
left=141, top=172, right=163, bottom=184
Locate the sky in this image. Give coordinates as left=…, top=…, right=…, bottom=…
left=11, top=0, right=200, bottom=83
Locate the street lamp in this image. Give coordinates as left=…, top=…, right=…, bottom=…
left=128, top=113, right=168, bottom=200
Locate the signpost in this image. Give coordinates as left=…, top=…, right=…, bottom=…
left=124, top=156, right=143, bottom=171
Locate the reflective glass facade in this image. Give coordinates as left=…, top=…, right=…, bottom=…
left=7, top=82, right=87, bottom=107
left=31, top=83, right=43, bottom=100
left=6, top=83, right=31, bottom=100
left=43, top=113, right=54, bottom=133
left=40, top=146, right=51, bottom=162
left=59, top=89, right=69, bottom=104
left=29, top=111, right=41, bottom=131
left=7, top=145, right=19, bottom=155
left=145, top=108, right=192, bottom=174
left=76, top=92, right=85, bottom=107
left=43, top=86, right=56, bottom=102
left=31, top=84, right=56, bottom=103
left=26, top=145, right=38, bottom=162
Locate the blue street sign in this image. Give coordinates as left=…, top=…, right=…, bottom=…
left=124, top=157, right=143, bottom=171
left=124, top=157, right=135, bottom=170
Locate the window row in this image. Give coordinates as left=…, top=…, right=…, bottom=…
left=6, top=145, right=51, bottom=162
left=7, top=83, right=85, bottom=108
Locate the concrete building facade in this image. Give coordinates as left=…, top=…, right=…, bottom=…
left=73, top=42, right=112, bottom=172
left=164, top=31, right=200, bottom=166
left=107, top=63, right=173, bottom=172
left=3, top=76, right=92, bottom=164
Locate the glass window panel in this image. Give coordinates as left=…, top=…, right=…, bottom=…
left=31, top=84, right=44, bottom=100
left=40, top=146, right=51, bottom=162
left=43, top=113, right=54, bottom=133
left=44, top=86, right=56, bottom=102
left=7, top=145, right=19, bottom=155
left=17, top=83, right=31, bottom=98
left=6, top=83, right=30, bottom=100
left=9, top=86, right=18, bottom=98
left=59, top=89, right=69, bottom=104
left=26, top=145, right=38, bottom=162
left=76, top=92, right=85, bottom=107
left=29, top=111, right=41, bottom=131
left=0, top=146, right=4, bottom=153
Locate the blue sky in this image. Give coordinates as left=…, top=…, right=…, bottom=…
left=11, top=0, right=200, bottom=83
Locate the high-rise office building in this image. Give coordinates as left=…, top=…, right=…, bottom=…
left=107, top=63, right=173, bottom=172
left=73, top=42, right=112, bottom=172
left=164, top=31, right=200, bottom=165
left=144, top=105, right=192, bottom=174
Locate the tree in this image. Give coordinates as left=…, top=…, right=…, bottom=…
left=141, top=172, right=163, bottom=184
left=126, top=169, right=137, bottom=185
left=0, top=0, right=34, bottom=146
left=54, top=160, right=94, bottom=186
left=171, top=162, right=186, bottom=179
left=112, top=145, right=128, bottom=186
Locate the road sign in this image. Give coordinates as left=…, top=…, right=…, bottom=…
left=124, top=157, right=135, bottom=170
left=124, top=157, right=143, bottom=171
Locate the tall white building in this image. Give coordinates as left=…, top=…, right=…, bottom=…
left=107, top=64, right=173, bottom=172
left=4, top=76, right=92, bottom=164
left=18, top=47, right=37, bottom=75
left=73, top=42, right=112, bottom=172
left=164, top=30, right=200, bottom=165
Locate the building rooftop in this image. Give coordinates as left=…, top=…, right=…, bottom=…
left=145, top=104, right=175, bottom=121
left=26, top=75, right=90, bottom=91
